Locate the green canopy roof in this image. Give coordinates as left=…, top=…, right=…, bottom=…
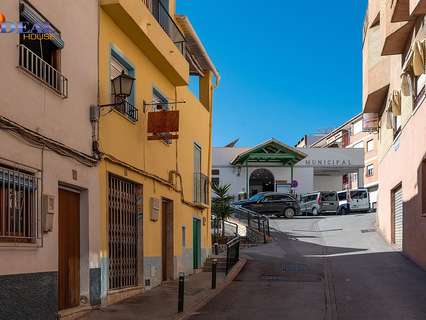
left=230, top=139, right=307, bottom=166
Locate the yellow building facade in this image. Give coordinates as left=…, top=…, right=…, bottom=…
left=97, top=0, right=218, bottom=303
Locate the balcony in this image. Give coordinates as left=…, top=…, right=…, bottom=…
left=382, top=0, right=415, bottom=55
left=141, top=0, right=186, bottom=53
left=194, top=172, right=209, bottom=206
left=363, top=58, right=390, bottom=113
left=391, top=0, right=411, bottom=22
left=410, top=0, right=426, bottom=15
left=365, top=0, right=381, bottom=28
left=18, top=45, right=68, bottom=98
left=101, top=0, right=189, bottom=86
left=115, top=100, right=139, bottom=122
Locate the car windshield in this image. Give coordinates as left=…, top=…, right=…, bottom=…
left=249, top=193, right=265, bottom=201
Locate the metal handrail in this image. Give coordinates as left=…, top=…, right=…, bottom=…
left=212, top=218, right=239, bottom=241
left=141, top=0, right=186, bottom=54
left=231, top=205, right=270, bottom=241
left=18, top=44, right=68, bottom=98
left=225, top=235, right=240, bottom=275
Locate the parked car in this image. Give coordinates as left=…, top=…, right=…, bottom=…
left=233, top=192, right=300, bottom=218
left=337, top=189, right=370, bottom=214
left=300, top=191, right=339, bottom=216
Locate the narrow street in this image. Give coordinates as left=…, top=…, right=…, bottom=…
left=190, top=213, right=426, bottom=320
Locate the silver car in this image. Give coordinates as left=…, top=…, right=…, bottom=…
left=300, top=191, right=339, bottom=216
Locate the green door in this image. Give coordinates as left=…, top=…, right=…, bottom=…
left=193, top=218, right=201, bottom=269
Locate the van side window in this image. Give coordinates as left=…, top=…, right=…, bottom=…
left=321, top=192, right=337, bottom=201
left=338, top=192, right=347, bottom=201
left=351, top=191, right=367, bottom=200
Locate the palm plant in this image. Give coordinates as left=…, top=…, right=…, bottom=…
left=211, top=183, right=234, bottom=237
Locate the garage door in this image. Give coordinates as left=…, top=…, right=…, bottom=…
left=393, top=186, right=403, bottom=250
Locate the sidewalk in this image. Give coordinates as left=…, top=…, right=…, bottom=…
left=80, top=260, right=246, bottom=320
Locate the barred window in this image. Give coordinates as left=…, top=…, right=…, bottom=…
left=0, top=165, right=40, bottom=243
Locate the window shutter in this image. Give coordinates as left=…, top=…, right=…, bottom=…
left=20, top=2, right=64, bottom=49
left=110, top=57, right=127, bottom=79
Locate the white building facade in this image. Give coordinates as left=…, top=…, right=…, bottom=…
left=212, top=139, right=364, bottom=199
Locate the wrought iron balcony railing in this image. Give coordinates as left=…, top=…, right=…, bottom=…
left=141, top=0, right=186, bottom=54
left=18, top=44, right=68, bottom=98
left=114, top=100, right=139, bottom=122
left=194, top=172, right=209, bottom=206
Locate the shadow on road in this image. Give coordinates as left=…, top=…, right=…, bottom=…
left=190, top=219, right=426, bottom=320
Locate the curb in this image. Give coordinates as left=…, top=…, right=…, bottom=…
left=174, top=258, right=247, bottom=320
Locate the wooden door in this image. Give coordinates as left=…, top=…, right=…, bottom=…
left=162, top=199, right=174, bottom=281
left=193, top=219, right=201, bottom=269
left=58, top=189, right=80, bottom=310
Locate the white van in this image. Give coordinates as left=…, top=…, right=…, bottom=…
left=337, top=189, right=370, bottom=214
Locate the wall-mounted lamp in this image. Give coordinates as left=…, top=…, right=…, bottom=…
left=90, top=71, right=137, bottom=155
left=90, top=71, right=136, bottom=122
left=111, top=71, right=135, bottom=100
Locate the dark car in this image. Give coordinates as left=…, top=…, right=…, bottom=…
left=233, top=192, right=300, bottom=218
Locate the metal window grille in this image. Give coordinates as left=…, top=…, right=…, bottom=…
left=0, top=165, right=40, bottom=244
left=108, top=174, right=138, bottom=290
left=18, top=44, right=68, bottom=98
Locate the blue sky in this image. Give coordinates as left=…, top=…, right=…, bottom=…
left=177, top=1, right=368, bottom=147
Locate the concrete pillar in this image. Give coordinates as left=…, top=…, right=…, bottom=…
left=358, top=168, right=365, bottom=188
left=199, top=70, right=213, bottom=111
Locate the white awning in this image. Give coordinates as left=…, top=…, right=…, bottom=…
left=413, top=40, right=426, bottom=76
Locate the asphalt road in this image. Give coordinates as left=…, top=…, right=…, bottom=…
left=190, top=213, right=426, bottom=320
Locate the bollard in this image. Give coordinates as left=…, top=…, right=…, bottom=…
left=214, top=242, right=219, bottom=255
left=178, top=272, right=185, bottom=313
left=211, top=259, right=217, bottom=289
left=263, top=221, right=267, bottom=244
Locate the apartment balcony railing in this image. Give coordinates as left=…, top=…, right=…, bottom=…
left=141, top=0, right=186, bottom=54
left=194, top=172, right=209, bottom=206
left=115, top=100, right=139, bottom=122
left=18, top=44, right=68, bottom=98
